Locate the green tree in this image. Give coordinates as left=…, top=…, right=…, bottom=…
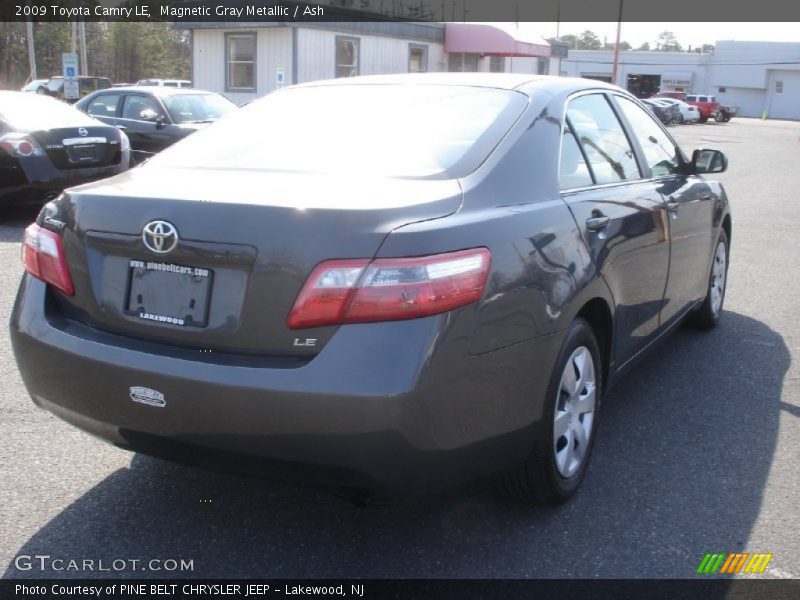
left=657, top=31, right=683, bottom=52
left=558, top=34, right=578, bottom=50
left=0, top=22, right=28, bottom=89
left=604, top=41, right=632, bottom=51
left=577, top=30, right=602, bottom=50
left=636, top=42, right=651, bottom=51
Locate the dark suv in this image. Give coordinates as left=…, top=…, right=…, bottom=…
left=42, top=76, right=112, bottom=103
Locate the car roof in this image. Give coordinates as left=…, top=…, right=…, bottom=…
left=86, top=86, right=212, bottom=96
left=293, top=73, right=625, bottom=98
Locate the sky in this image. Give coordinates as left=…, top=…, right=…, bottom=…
left=491, top=22, right=800, bottom=50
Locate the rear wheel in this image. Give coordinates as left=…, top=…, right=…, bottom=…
left=687, top=229, right=729, bottom=329
left=502, top=318, right=602, bottom=506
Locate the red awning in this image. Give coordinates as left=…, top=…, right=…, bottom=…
left=445, top=24, right=551, bottom=58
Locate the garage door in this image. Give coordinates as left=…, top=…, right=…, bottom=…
left=769, top=70, right=800, bottom=120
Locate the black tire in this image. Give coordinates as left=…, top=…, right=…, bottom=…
left=502, top=318, right=603, bottom=506
left=687, top=229, right=729, bottom=330
left=699, top=116, right=709, bottom=123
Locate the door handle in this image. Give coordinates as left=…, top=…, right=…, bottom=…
left=585, top=215, right=610, bottom=231
left=116, top=125, right=127, bottom=131
left=665, top=201, right=680, bottom=213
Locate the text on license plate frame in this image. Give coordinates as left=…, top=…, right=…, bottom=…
left=125, top=259, right=214, bottom=327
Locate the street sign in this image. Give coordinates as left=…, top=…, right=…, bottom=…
left=62, top=53, right=79, bottom=101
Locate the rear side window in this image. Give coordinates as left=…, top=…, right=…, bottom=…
left=149, top=84, right=528, bottom=179
left=566, top=94, right=640, bottom=184
left=559, top=122, right=593, bottom=190
left=87, top=93, right=122, bottom=118
left=615, top=96, right=682, bottom=178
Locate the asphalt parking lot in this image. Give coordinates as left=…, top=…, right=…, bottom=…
left=1, top=118, right=799, bottom=580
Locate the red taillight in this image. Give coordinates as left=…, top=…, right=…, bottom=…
left=0, top=133, right=45, bottom=157
left=22, top=223, right=74, bottom=296
left=287, top=248, right=491, bottom=329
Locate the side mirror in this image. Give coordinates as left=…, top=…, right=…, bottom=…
left=692, top=148, right=728, bottom=174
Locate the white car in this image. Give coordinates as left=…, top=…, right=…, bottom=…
left=136, top=79, right=192, bottom=88
left=656, top=98, right=701, bottom=124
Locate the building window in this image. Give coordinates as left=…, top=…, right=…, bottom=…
left=489, top=56, right=505, bottom=73
left=336, top=36, right=359, bottom=78
left=408, top=44, right=428, bottom=73
left=448, top=53, right=478, bottom=72
left=776, top=81, right=783, bottom=93
left=226, top=33, right=256, bottom=91
left=718, top=87, right=726, bottom=93
left=537, top=57, right=549, bottom=75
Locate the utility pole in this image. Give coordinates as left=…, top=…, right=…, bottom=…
left=611, top=0, right=624, bottom=86
left=26, top=19, right=37, bottom=81
left=79, top=20, right=88, bottom=75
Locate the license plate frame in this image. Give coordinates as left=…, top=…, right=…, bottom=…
left=68, top=144, right=98, bottom=162
left=125, top=259, right=213, bottom=328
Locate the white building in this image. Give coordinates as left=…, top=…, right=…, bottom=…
left=561, top=41, right=800, bottom=120
left=183, top=22, right=564, bottom=106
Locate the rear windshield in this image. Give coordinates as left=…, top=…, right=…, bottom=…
left=149, top=84, right=528, bottom=179
left=0, top=94, right=92, bottom=130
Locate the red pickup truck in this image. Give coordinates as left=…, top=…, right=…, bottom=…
left=684, top=94, right=721, bottom=122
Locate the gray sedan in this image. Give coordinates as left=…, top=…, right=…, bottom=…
left=10, top=74, right=731, bottom=506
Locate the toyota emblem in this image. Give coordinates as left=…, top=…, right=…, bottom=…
left=142, top=220, right=179, bottom=254
left=78, top=127, right=88, bottom=137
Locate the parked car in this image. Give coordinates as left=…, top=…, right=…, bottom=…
left=684, top=94, right=721, bottom=122
left=656, top=98, right=701, bottom=123
left=650, top=99, right=681, bottom=124
left=41, top=76, right=112, bottom=103
left=714, top=105, right=737, bottom=122
left=642, top=99, right=673, bottom=125
left=75, top=87, right=236, bottom=164
left=136, top=79, right=192, bottom=88
left=21, top=79, right=49, bottom=93
left=10, top=75, right=731, bottom=505
left=653, top=91, right=686, bottom=101
left=0, top=92, right=129, bottom=208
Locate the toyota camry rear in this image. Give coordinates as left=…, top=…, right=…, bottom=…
left=10, top=75, right=732, bottom=503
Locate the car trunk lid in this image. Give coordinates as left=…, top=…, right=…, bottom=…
left=48, top=166, right=461, bottom=358
left=31, top=126, right=121, bottom=169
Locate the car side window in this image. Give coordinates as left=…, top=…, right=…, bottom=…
left=615, top=96, right=682, bottom=178
left=121, top=94, right=164, bottom=122
left=559, top=121, right=594, bottom=190
left=566, top=94, right=640, bottom=185
left=87, top=93, right=122, bottom=118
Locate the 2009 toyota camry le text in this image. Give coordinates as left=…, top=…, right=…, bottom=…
left=10, top=74, right=731, bottom=505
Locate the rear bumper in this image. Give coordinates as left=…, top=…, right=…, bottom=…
left=10, top=276, right=563, bottom=495
left=0, top=159, right=126, bottom=206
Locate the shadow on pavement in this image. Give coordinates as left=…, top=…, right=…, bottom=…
left=4, top=311, right=788, bottom=578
